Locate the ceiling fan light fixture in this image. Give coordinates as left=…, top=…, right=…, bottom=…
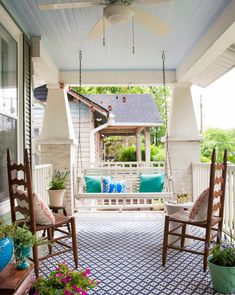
left=104, top=5, right=135, bottom=24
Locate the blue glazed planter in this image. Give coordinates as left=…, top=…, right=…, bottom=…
left=0, top=237, right=13, bottom=272
left=15, top=245, right=31, bottom=270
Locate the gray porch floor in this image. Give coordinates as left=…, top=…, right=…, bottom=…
left=40, top=211, right=220, bottom=295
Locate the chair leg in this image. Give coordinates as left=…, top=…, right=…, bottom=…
left=217, top=221, right=223, bottom=244
left=162, top=215, right=170, bottom=266
left=203, top=228, right=211, bottom=272
left=47, top=228, right=53, bottom=254
left=71, top=217, right=78, bottom=268
left=181, top=224, right=186, bottom=248
left=33, top=244, right=40, bottom=278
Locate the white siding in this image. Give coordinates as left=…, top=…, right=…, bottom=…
left=69, top=101, right=94, bottom=171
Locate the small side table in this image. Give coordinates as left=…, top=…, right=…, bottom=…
left=165, top=202, right=194, bottom=247
left=0, top=263, right=35, bottom=295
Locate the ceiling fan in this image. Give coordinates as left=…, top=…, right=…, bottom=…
left=38, top=0, right=171, bottom=39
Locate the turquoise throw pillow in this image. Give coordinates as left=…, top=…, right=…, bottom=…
left=139, top=173, right=166, bottom=193
left=84, top=176, right=101, bottom=193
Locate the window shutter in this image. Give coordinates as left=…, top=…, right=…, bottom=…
left=23, top=35, right=32, bottom=163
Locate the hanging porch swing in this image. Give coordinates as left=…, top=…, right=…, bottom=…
left=73, top=50, right=174, bottom=210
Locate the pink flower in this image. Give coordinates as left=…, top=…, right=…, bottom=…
left=81, top=291, right=88, bottom=295
left=56, top=273, right=62, bottom=277
left=72, top=284, right=81, bottom=293
left=83, top=269, right=91, bottom=277
left=64, top=290, right=73, bottom=295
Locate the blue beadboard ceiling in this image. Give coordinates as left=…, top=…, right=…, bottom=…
left=1, top=0, right=230, bottom=72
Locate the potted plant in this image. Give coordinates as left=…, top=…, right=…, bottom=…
left=208, top=231, right=235, bottom=294
left=9, top=224, right=45, bottom=270
left=32, top=263, right=97, bottom=295
left=1, top=223, right=45, bottom=270
left=48, top=170, right=69, bottom=207
left=0, top=223, right=13, bottom=272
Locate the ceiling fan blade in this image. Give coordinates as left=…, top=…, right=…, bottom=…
left=88, top=16, right=108, bottom=39
left=38, top=1, right=104, bottom=10
left=134, top=8, right=170, bottom=35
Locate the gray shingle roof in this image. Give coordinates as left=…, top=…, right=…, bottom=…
left=85, top=94, right=163, bottom=125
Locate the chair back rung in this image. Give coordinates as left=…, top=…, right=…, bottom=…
left=13, top=192, right=28, bottom=202
left=214, top=163, right=224, bottom=170
left=212, top=203, right=222, bottom=212
left=214, top=177, right=224, bottom=184
left=214, top=190, right=223, bottom=197
left=9, top=163, right=26, bottom=171
left=11, top=178, right=27, bottom=187
left=15, top=206, right=30, bottom=217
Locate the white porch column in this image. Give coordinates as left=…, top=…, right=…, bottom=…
left=144, top=127, right=151, bottom=162
left=39, top=83, right=75, bottom=215
left=136, top=129, right=142, bottom=161
left=167, top=82, right=201, bottom=198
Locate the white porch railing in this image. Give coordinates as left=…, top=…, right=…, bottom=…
left=32, top=164, right=53, bottom=204
left=192, top=162, right=235, bottom=238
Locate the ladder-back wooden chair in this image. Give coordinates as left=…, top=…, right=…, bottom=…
left=162, top=148, right=227, bottom=271
left=7, top=149, right=78, bottom=277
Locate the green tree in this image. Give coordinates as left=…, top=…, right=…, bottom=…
left=201, top=128, right=235, bottom=163
left=149, top=86, right=171, bottom=146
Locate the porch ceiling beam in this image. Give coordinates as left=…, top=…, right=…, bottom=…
left=59, top=70, right=176, bottom=86
left=177, top=0, right=235, bottom=84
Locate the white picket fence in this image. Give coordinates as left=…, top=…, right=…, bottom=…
left=192, top=162, right=235, bottom=238
left=32, top=164, right=53, bottom=204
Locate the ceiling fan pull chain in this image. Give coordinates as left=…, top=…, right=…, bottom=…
left=103, top=8, right=106, bottom=46
left=132, top=17, right=135, bottom=54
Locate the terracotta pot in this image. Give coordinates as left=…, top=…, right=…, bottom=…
left=47, top=189, right=65, bottom=207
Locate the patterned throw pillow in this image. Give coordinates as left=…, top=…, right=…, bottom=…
left=189, top=188, right=210, bottom=221
left=33, top=192, right=55, bottom=225
left=101, top=177, right=126, bottom=193
left=16, top=189, right=55, bottom=225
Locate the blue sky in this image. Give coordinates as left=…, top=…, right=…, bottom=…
left=192, top=68, right=235, bottom=130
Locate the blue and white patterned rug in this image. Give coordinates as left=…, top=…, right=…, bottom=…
left=40, top=212, right=219, bottom=295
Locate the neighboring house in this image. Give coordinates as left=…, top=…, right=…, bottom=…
left=33, top=86, right=163, bottom=167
